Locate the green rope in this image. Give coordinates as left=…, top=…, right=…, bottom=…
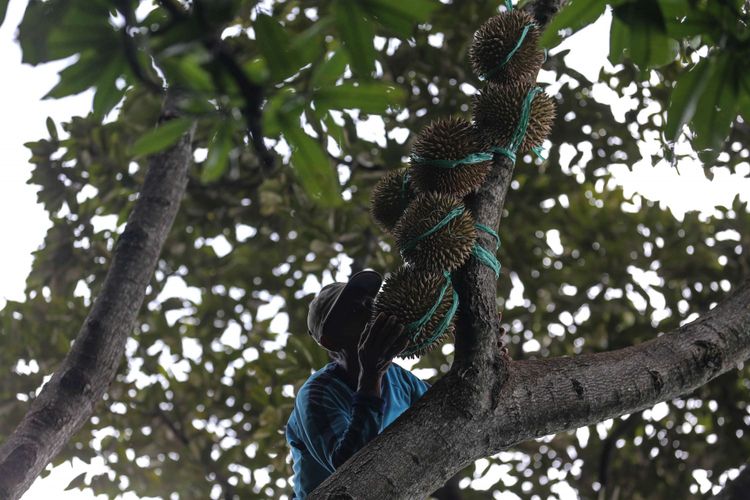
left=489, top=146, right=517, bottom=163
left=411, top=151, right=493, bottom=169
left=391, top=49, right=551, bottom=356
left=476, top=223, right=500, bottom=249
left=504, top=0, right=514, bottom=11
left=401, top=271, right=459, bottom=356
left=472, top=245, right=500, bottom=277
left=480, top=23, right=534, bottom=81
left=509, top=86, right=542, bottom=153
left=401, top=206, right=465, bottom=254
left=472, top=224, right=501, bottom=277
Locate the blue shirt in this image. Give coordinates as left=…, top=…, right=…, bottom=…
left=285, top=362, right=430, bottom=498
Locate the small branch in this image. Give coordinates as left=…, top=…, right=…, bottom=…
left=0, top=93, right=195, bottom=500
left=156, top=408, right=190, bottom=446
left=204, top=36, right=275, bottom=171
left=157, top=0, right=275, bottom=170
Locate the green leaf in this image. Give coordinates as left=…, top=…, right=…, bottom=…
left=0, top=0, right=9, bottom=29
left=310, top=50, right=349, bottom=89
left=539, top=0, right=610, bottom=48
left=254, top=14, right=300, bottom=81
left=609, top=0, right=678, bottom=69
left=242, top=57, right=270, bottom=84
left=365, top=0, right=436, bottom=21
left=332, top=0, right=376, bottom=78
left=692, top=54, right=739, bottom=160
left=130, top=118, right=193, bottom=157
left=17, top=0, right=75, bottom=64
left=161, top=55, right=215, bottom=93
left=263, top=89, right=305, bottom=137
left=664, top=58, right=713, bottom=143
left=45, top=117, right=58, bottom=141
left=287, top=16, right=330, bottom=67
left=282, top=124, right=341, bottom=206
left=93, top=56, right=127, bottom=119
left=362, top=0, right=437, bottom=37
left=44, top=52, right=110, bottom=99
left=313, top=82, right=405, bottom=114
left=657, top=0, right=720, bottom=39
left=65, top=472, right=87, bottom=491
left=201, top=121, right=233, bottom=183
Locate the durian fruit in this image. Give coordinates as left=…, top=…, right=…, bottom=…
left=410, top=117, right=492, bottom=197
left=372, top=266, right=456, bottom=358
left=393, top=192, right=476, bottom=273
left=472, top=81, right=556, bottom=154
left=370, top=167, right=414, bottom=233
left=469, top=10, right=544, bottom=86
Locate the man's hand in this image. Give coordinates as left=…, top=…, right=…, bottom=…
left=356, top=313, right=409, bottom=398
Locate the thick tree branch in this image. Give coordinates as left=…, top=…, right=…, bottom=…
left=0, top=97, right=195, bottom=499
left=311, top=279, right=750, bottom=499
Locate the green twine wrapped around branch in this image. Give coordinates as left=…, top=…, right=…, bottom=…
left=508, top=86, right=542, bottom=152
left=410, top=151, right=494, bottom=169
left=472, top=223, right=501, bottom=277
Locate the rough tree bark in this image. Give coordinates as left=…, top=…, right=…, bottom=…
left=310, top=0, right=750, bottom=497
left=0, top=95, right=195, bottom=499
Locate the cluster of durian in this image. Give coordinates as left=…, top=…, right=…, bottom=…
left=368, top=8, right=555, bottom=358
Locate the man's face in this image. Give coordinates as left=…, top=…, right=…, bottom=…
left=317, top=291, right=374, bottom=351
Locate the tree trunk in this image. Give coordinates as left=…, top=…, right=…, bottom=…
left=0, top=96, right=195, bottom=499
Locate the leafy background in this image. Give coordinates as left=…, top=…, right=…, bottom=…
left=1, top=0, right=749, bottom=498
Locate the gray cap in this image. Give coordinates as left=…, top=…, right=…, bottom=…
left=307, top=269, right=383, bottom=343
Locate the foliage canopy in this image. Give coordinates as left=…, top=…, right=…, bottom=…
left=1, top=0, right=749, bottom=498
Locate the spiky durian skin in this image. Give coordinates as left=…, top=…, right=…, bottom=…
left=370, top=168, right=414, bottom=233
left=410, top=117, right=492, bottom=197
left=472, top=81, right=556, bottom=154
left=469, top=10, right=544, bottom=86
left=393, top=192, right=476, bottom=273
left=372, top=266, right=455, bottom=358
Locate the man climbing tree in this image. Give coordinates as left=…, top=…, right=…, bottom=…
left=285, top=270, right=424, bottom=497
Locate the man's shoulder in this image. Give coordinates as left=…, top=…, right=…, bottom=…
left=388, top=363, right=432, bottom=395
left=298, top=361, right=335, bottom=388
left=387, top=362, right=422, bottom=385
left=295, top=362, right=350, bottom=405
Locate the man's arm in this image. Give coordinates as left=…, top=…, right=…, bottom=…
left=297, top=383, right=385, bottom=471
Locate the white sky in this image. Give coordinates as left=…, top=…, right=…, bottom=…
left=1, top=2, right=747, bottom=498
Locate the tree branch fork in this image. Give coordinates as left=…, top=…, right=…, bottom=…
left=311, top=151, right=750, bottom=495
